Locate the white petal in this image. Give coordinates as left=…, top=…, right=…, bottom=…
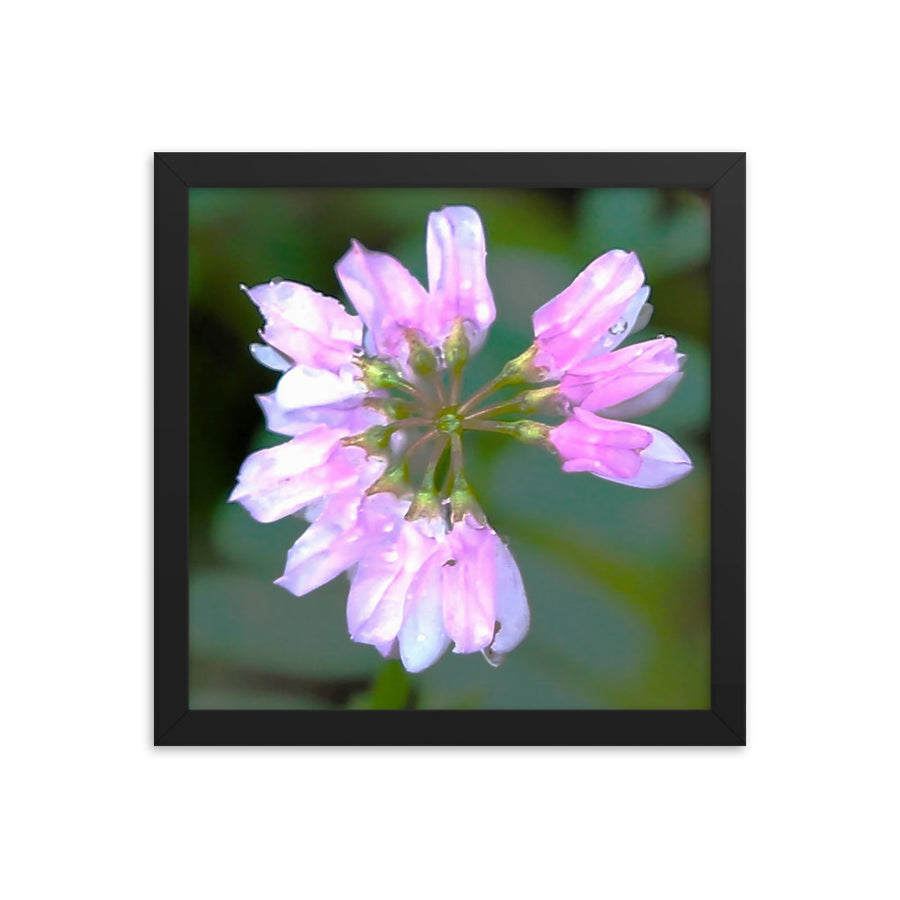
left=488, top=542, right=530, bottom=657
left=399, top=555, right=452, bottom=673
left=275, top=364, right=365, bottom=410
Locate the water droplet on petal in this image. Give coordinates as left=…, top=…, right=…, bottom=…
left=609, top=320, right=627, bottom=335
left=656, top=333, right=666, bottom=340
left=416, top=634, right=426, bottom=642
left=271, top=276, right=284, bottom=284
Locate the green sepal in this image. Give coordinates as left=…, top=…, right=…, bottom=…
left=363, top=395, right=416, bottom=420
left=443, top=318, right=470, bottom=373
left=365, top=462, right=413, bottom=498
left=498, top=343, right=547, bottom=385
left=449, top=474, right=486, bottom=525
left=340, top=425, right=393, bottom=457
left=405, top=490, right=444, bottom=523
left=354, top=356, right=413, bottom=391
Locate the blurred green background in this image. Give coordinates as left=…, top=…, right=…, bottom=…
left=189, top=187, right=710, bottom=710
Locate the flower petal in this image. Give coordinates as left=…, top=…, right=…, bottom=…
left=486, top=541, right=529, bottom=660
left=532, top=250, right=649, bottom=374
left=426, top=206, right=495, bottom=350
left=275, top=487, right=395, bottom=597
left=335, top=241, right=431, bottom=362
left=228, top=427, right=374, bottom=523
left=551, top=409, right=692, bottom=488
left=275, top=363, right=366, bottom=410
left=598, top=370, right=685, bottom=420
left=561, top=337, right=682, bottom=411
left=257, top=391, right=384, bottom=436
left=348, top=518, right=439, bottom=646
left=399, top=551, right=452, bottom=673
left=441, top=519, right=498, bottom=654
left=243, top=281, right=362, bottom=371
left=609, top=426, right=693, bottom=488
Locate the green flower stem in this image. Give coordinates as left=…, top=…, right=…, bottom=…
left=464, top=386, right=565, bottom=421
left=455, top=372, right=511, bottom=417
left=464, top=418, right=551, bottom=447
left=448, top=433, right=485, bottom=523
left=456, top=344, right=545, bottom=416
left=459, top=419, right=510, bottom=434
left=450, top=432, right=465, bottom=478
left=422, top=434, right=450, bottom=491
left=404, top=433, right=449, bottom=521
left=388, top=416, right=434, bottom=431
left=464, top=399, right=525, bottom=420
left=401, top=429, right=440, bottom=460
left=449, top=367, right=463, bottom=406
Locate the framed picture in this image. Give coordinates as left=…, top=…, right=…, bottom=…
left=155, top=152, right=745, bottom=745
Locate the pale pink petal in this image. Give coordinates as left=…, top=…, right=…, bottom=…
left=426, top=206, right=495, bottom=350
left=599, top=369, right=685, bottom=420
left=532, top=251, right=649, bottom=374
left=335, top=241, right=431, bottom=362
left=399, top=551, right=452, bottom=673
left=561, top=338, right=682, bottom=411
left=550, top=409, right=692, bottom=488
left=275, top=489, right=398, bottom=597
left=228, top=427, right=374, bottom=523
left=441, top=519, right=498, bottom=654
left=256, top=391, right=384, bottom=436
left=348, top=519, right=440, bottom=646
left=486, top=541, right=530, bottom=659
left=607, top=426, right=693, bottom=488
left=275, top=363, right=366, bottom=410
left=243, top=281, right=362, bottom=371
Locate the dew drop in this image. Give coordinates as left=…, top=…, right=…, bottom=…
left=656, top=333, right=666, bottom=340
left=271, top=276, right=284, bottom=284
left=416, top=634, right=426, bottom=642
left=609, top=320, right=627, bottom=335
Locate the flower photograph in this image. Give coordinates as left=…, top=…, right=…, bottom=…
left=189, top=187, right=710, bottom=710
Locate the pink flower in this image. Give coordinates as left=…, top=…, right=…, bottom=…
left=548, top=407, right=692, bottom=488
left=336, top=206, right=495, bottom=368
left=559, top=336, right=685, bottom=416
left=230, top=206, right=693, bottom=676
left=532, top=250, right=651, bottom=378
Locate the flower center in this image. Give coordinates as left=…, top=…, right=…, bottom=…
left=435, top=409, right=462, bottom=434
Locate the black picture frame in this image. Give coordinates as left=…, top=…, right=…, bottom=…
left=155, top=152, right=745, bottom=746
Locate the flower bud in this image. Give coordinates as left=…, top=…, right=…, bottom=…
left=442, top=318, right=470, bottom=373
left=489, top=419, right=552, bottom=448
left=497, top=344, right=547, bottom=385
left=404, top=329, right=440, bottom=377
left=354, top=355, right=413, bottom=391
